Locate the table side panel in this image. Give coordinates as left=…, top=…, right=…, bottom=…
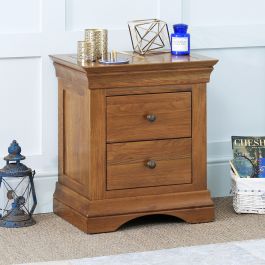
left=88, top=89, right=107, bottom=200
left=58, top=79, right=90, bottom=197
left=192, top=83, right=207, bottom=189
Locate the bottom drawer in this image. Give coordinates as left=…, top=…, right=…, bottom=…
left=107, top=138, right=192, bottom=190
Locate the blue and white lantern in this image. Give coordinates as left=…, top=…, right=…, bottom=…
left=0, top=140, right=37, bottom=228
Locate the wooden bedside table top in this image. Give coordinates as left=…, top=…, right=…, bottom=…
left=50, top=52, right=218, bottom=74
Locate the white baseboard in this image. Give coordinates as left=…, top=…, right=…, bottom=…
left=207, top=140, right=232, bottom=198
left=33, top=172, right=58, bottom=214
left=208, top=162, right=231, bottom=198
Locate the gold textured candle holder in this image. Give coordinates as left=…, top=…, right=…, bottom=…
left=85, top=29, right=108, bottom=60
left=77, top=41, right=96, bottom=64
left=128, top=19, right=170, bottom=55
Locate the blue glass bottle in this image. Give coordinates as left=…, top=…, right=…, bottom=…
left=171, top=24, right=190, bottom=56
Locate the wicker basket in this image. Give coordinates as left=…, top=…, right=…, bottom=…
left=231, top=170, right=265, bottom=214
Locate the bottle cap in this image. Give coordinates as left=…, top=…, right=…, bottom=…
left=173, top=24, right=188, bottom=34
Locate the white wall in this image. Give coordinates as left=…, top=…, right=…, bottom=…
left=0, top=0, right=264, bottom=212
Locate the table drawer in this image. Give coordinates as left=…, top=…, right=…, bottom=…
left=107, top=138, right=192, bottom=190
left=107, top=92, right=191, bottom=143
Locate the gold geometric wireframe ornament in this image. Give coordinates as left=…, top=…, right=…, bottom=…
left=128, top=19, right=170, bottom=55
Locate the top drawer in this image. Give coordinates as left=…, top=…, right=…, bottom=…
left=107, top=92, right=191, bottom=143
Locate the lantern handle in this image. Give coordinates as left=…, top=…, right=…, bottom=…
left=29, top=173, right=37, bottom=215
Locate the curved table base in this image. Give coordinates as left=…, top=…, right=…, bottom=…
left=54, top=198, right=215, bottom=234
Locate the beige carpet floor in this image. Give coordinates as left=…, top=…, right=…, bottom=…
left=2, top=197, right=265, bottom=265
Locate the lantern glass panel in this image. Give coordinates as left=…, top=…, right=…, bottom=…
left=0, top=176, right=33, bottom=218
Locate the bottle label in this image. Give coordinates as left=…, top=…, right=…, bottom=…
left=172, top=37, right=188, bottom=52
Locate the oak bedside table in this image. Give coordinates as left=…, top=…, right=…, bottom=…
left=51, top=53, right=218, bottom=233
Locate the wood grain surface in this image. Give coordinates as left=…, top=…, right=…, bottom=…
left=107, top=138, right=191, bottom=190
left=107, top=92, right=191, bottom=143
